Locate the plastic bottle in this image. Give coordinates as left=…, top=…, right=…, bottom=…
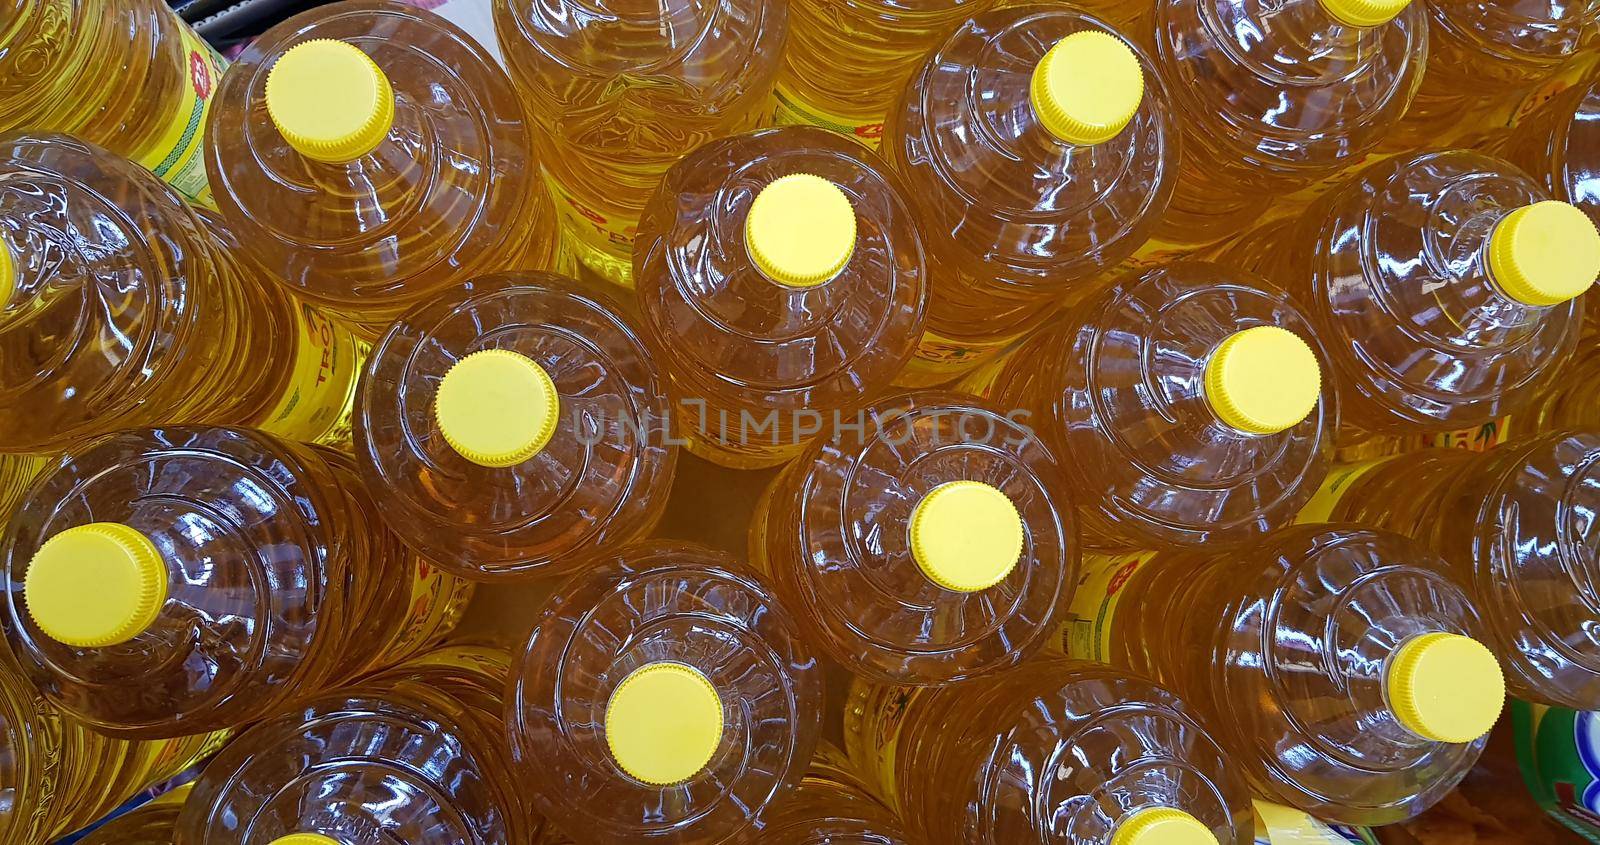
left=0, top=0, right=226, bottom=206
left=205, top=1, right=558, bottom=336
left=74, top=783, right=195, bottom=845
left=965, top=259, right=1335, bottom=552
left=1150, top=0, right=1426, bottom=249
left=493, top=0, right=787, bottom=287
left=0, top=426, right=472, bottom=740
left=507, top=540, right=822, bottom=845
left=883, top=6, right=1177, bottom=384
left=749, top=390, right=1079, bottom=684
left=1063, top=524, right=1503, bottom=825
left=1222, top=150, right=1598, bottom=445
left=635, top=126, right=926, bottom=468
left=845, top=657, right=1252, bottom=844
left=771, top=0, right=997, bottom=147
left=1499, top=70, right=1600, bottom=221
left=1309, top=430, right=1600, bottom=711
left=1493, top=701, right=1600, bottom=843
left=0, top=453, right=47, bottom=525
left=0, top=134, right=365, bottom=454
left=761, top=743, right=911, bottom=844
left=176, top=644, right=533, bottom=844
left=355, top=272, right=677, bottom=581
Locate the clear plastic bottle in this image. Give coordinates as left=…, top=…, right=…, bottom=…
left=0, top=453, right=47, bottom=525
left=845, top=657, right=1252, bottom=844
left=760, top=743, right=911, bottom=844
left=883, top=7, right=1178, bottom=384
left=635, top=126, right=926, bottom=468
left=771, top=0, right=997, bottom=147
left=0, top=133, right=364, bottom=454
left=1151, top=0, right=1426, bottom=248
left=749, top=390, right=1079, bottom=684
left=0, top=0, right=227, bottom=206
left=1312, top=431, right=1600, bottom=711
left=1222, top=150, right=1598, bottom=443
left=493, top=0, right=787, bottom=287
left=965, top=259, right=1335, bottom=552
left=175, top=644, right=533, bottom=844
left=355, top=272, right=677, bottom=581
left=507, top=540, right=823, bottom=845
left=205, top=1, right=558, bottom=336
left=74, top=783, right=195, bottom=845
left=1065, top=525, right=1503, bottom=825
left=0, top=426, right=472, bottom=740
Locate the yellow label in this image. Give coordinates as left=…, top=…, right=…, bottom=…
left=149, top=727, right=232, bottom=779
left=1414, top=416, right=1512, bottom=452
left=255, top=303, right=368, bottom=445
left=850, top=683, right=923, bottom=810
left=364, top=555, right=475, bottom=671
left=145, top=780, right=196, bottom=809
left=1294, top=458, right=1392, bottom=525
left=1253, top=800, right=1379, bottom=844
left=1057, top=551, right=1158, bottom=662
left=769, top=83, right=885, bottom=149
left=542, top=172, right=636, bottom=255
left=134, top=14, right=227, bottom=208
left=1118, top=237, right=1195, bottom=273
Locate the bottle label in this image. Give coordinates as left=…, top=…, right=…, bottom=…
left=910, top=328, right=1018, bottom=375
left=1252, top=800, right=1379, bottom=844
left=134, top=13, right=227, bottom=209
left=542, top=172, right=636, bottom=258
left=364, top=555, right=475, bottom=671
left=1504, top=53, right=1600, bottom=129
left=1412, top=416, right=1513, bottom=453
left=850, top=683, right=924, bottom=810
left=147, top=728, right=232, bottom=777
left=1118, top=237, right=1195, bottom=273
left=1293, top=458, right=1393, bottom=525
left=255, top=303, right=369, bottom=446
left=769, top=84, right=885, bottom=149
left=1056, top=551, right=1158, bottom=662
left=1511, top=699, right=1600, bottom=841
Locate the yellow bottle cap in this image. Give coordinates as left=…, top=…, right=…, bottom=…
left=434, top=349, right=560, bottom=468
left=0, top=240, right=15, bottom=306
left=605, top=662, right=724, bottom=786
left=24, top=523, right=168, bottom=648
left=1030, top=30, right=1145, bottom=146
left=266, top=39, right=395, bottom=163
left=745, top=174, right=857, bottom=288
left=1318, top=0, right=1412, bottom=27
left=908, top=481, right=1024, bottom=593
left=1488, top=200, right=1600, bottom=307
left=1113, top=808, right=1220, bottom=845
left=1386, top=632, right=1505, bottom=743
left=1204, top=326, right=1322, bottom=436
left=270, top=836, right=341, bottom=845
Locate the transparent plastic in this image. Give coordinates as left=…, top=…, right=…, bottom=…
left=760, top=743, right=911, bottom=844
left=0, top=0, right=222, bottom=204
left=844, top=657, right=1252, bottom=844
left=1501, top=71, right=1600, bottom=225
left=0, top=453, right=46, bottom=526
left=507, top=540, right=823, bottom=845
left=1094, top=525, right=1492, bottom=825
left=1325, top=431, right=1600, bottom=710
left=493, top=0, right=787, bottom=286
left=968, top=259, right=1337, bottom=552
left=176, top=645, right=532, bottom=844
left=356, top=272, right=677, bottom=581
left=1223, top=150, right=1584, bottom=439
left=749, top=390, right=1079, bottom=684
left=773, top=0, right=996, bottom=145
left=0, top=133, right=360, bottom=453
left=883, top=6, right=1177, bottom=384
left=206, top=0, right=557, bottom=335
left=635, top=126, right=926, bottom=468
left=1152, top=0, right=1426, bottom=247
left=0, top=426, right=471, bottom=739
left=1523, top=346, right=1600, bottom=431
left=75, top=783, right=194, bottom=845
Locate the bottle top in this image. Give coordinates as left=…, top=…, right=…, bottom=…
left=24, top=522, right=168, bottom=648
left=1488, top=200, right=1600, bottom=307
left=745, top=174, right=858, bottom=288
left=270, top=836, right=341, bottom=845
left=0, top=240, right=13, bottom=306
left=1204, top=326, right=1322, bottom=435
left=605, top=662, right=724, bottom=786
left=1113, top=807, right=1220, bottom=845
left=433, top=349, right=560, bottom=468
left=908, top=481, right=1025, bottom=593
left=1029, top=30, right=1145, bottom=146
left=266, top=39, right=396, bottom=163
left=1386, top=632, right=1505, bottom=743
left=1318, top=0, right=1413, bottom=27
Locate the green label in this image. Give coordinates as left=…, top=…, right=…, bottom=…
left=1514, top=700, right=1600, bottom=841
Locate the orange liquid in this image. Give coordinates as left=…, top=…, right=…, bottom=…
left=883, top=7, right=1177, bottom=385
left=968, top=259, right=1336, bottom=552
left=0, top=426, right=472, bottom=739
left=507, top=540, right=822, bottom=844
left=72, top=783, right=194, bottom=845
left=355, top=272, right=677, bottom=581
left=761, top=742, right=910, bottom=843
left=176, top=644, right=535, bottom=844
left=635, top=127, right=926, bottom=468
left=206, top=1, right=558, bottom=335
left=749, top=390, right=1079, bottom=684
left=494, top=0, right=785, bottom=287
left=1079, top=525, right=1492, bottom=825
left=844, top=657, right=1251, bottom=843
